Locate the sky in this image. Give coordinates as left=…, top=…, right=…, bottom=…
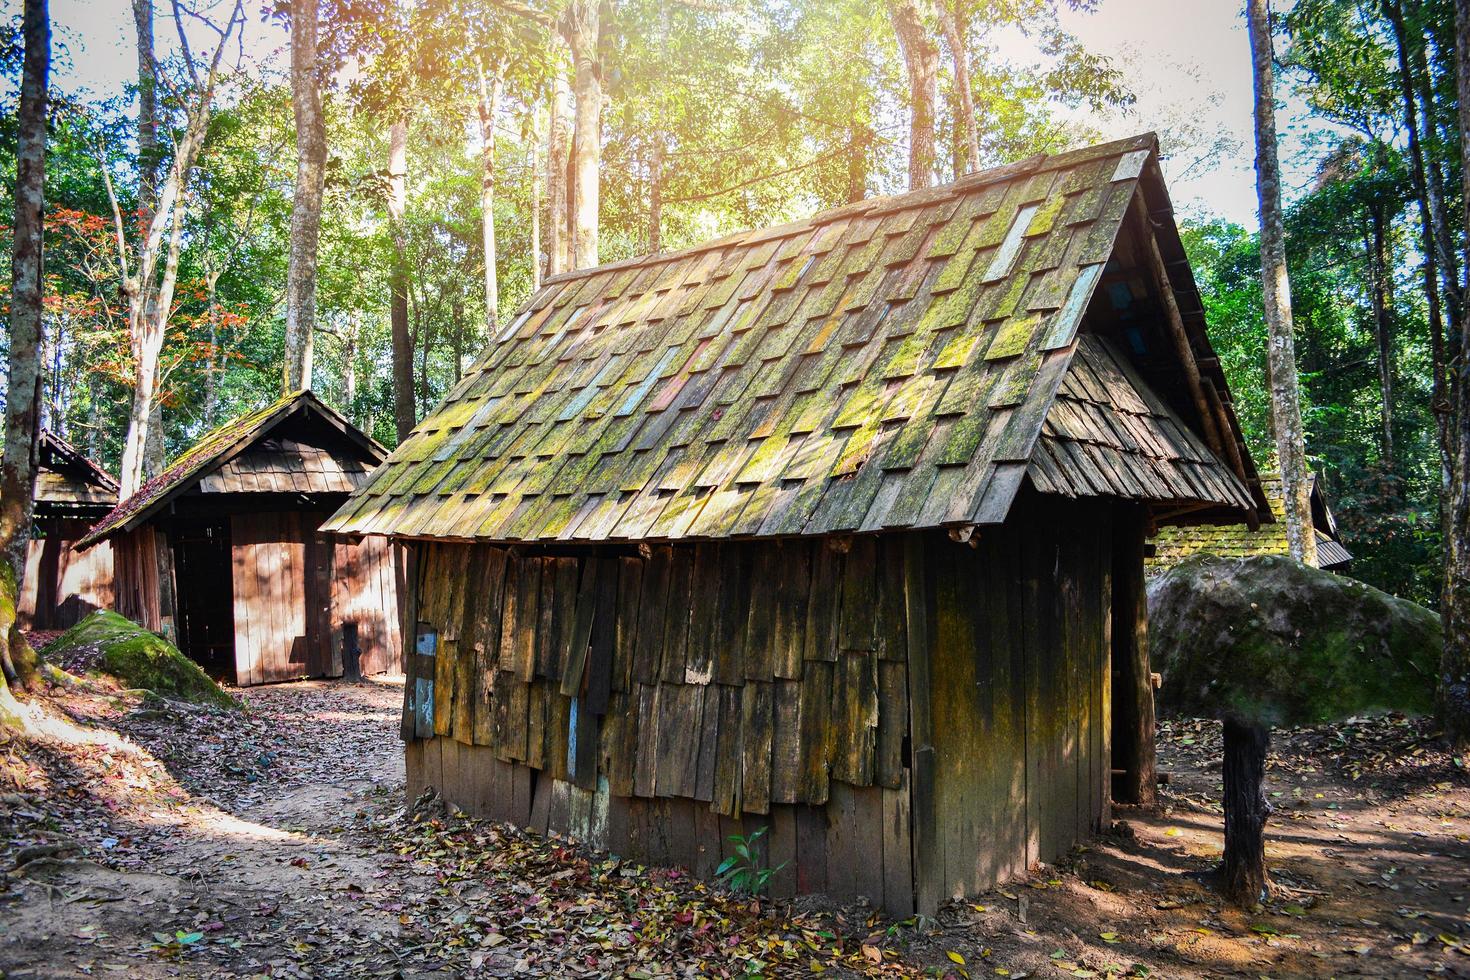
left=38, top=0, right=1328, bottom=229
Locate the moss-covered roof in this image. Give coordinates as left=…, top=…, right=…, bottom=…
left=1147, top=473, right=1352, bottom=572
left=326, top=133, right=1261, bottom=544
left=80, top=391, right=384, bottom=548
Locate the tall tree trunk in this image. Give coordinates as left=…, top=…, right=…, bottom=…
left=1246, top=0, right=1316, bottom=566
left=1367, top=208, right=1394, bottom=464
left=388, top=117, right=415, bottom=443
left=648, top=139, right=662, bottom=253
left=342, top=311, right=359, bottom=417
left=132, top=0, right=157, bottom=221
left=1442, top=0, right=1470, bottom=746
left=530, top=107, right=543, bottom=292
left=203, top=268, right=221, bottom=427
left=476, top=59, right=501, bottom=332
left=847, top=124, right=868, bottom=204
left=938, top=1, right=979, bottom=176
left=563, top=0, right=602, bottom=270
left=1219, top=716, right=1271, bottom=905
left=888, top=0, right=940, bottom=191
left=546, top=69, right=572, bottom=276
left=0, top=0, right=49, bottom=692
left=283, top=0, right=326, bottom=392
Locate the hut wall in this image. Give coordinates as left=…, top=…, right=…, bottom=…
left=399, top=493, right=1118, bottom=914
left=19, top=518, right=115, bottom=630
left=112, top=526, right=170, bottom=634
left=231, top=511, right=401, bottom=685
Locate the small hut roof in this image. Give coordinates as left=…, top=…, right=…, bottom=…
left=33, top=430, right=118, bottom=508
left=1148, top=473, right=1352, bottom=571
left=326, top=133, right=1264, bottom=545
left=79, top=390, right=384, bottom=548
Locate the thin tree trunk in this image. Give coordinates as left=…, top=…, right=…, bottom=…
left=547, top=69, right=572, bottom=276
left=0, top=0, right=49, bottom=691
left=476, top=58, right=501, bottom=332
left=1367, top=208, right=1394, bottom=464
left=1441, top=0, right=1470, bottom=746
left=847, top=125, right=868, bottom=204
left=283, top=0, right=326, bottom=392
left=1246, top=0, right=1316, bottom=566
left=132, top=0, right=157, bottom=221
left=1219, top=716, right=1271, bottom=905
left=343, top=310, right=359, bottom=416
left=563, top=0, right=602, bottom=270
left=530, top=107, right=543, bottom=291
left=888, top=0, right=940, bottom=191
left=648, top=139, right=662, bottom=253
left=388, top=117, right=415, bottom=443
left=203, top=268, right=221, bottom=426
left=938, top=1, right=979, bottom=175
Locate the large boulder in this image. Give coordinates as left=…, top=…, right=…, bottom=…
left=1148, top=555, right=1440, bottom=725
left=43, top=610, right=237, bottom=709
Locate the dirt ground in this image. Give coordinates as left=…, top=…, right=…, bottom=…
left=0, top=675, right=1467, bottom=979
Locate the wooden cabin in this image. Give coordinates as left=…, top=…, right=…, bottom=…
left=18, top=430, right=118, bottom=630
left=78, top=391, right=402, bottom=685
left=1148, top=471, right=1352, bottom=573
left=325, top=134, right=1270, bottom=916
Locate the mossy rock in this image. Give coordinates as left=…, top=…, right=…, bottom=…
left=1148, top=555, right=1440, bottom=726
left=42, top=610, right=237, bottom=709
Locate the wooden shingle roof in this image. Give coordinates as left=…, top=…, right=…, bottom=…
left=326, top=133, right=1259, bottom=545
left=80, top=391, right=385, bottom=548
left=32, top=430, right=118, bottom=509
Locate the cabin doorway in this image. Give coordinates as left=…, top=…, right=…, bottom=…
left=170, top=519, right=236, bottom=682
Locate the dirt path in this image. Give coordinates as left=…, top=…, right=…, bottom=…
left=2, top=678, right=1468, bottom=978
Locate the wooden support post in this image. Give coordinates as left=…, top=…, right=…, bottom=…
left=1129, top=195, right=1224, bottom=458
left=1110, top=504, right=1156, bottom=806
left=903, top=532, right=940, bottom=916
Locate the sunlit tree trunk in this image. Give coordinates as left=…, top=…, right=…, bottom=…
left=1247, top=0, right=1316, bottom=566
left=547, top=69, right=572, bottom=277
left=530, top=107, right=543, bottom=291
left=203, top=268, right=222, bottom=426
left=283, top=0, right=326, bottom=392
left=0, top=0, right=49, bottom=692
left=132, top=0, right=157, bottom=220
left=1366, top=207, right=1394, bottom=464
left=888, top=0, right=939, bottom=191
left=388, top=117, right=415, bottom=443
left=476, top=58, right=501, bottom=331
left=563, top=0, right=602, bottom=270
left=648, top=139, right=662, bottom=253
left=938, top=2, right=979, bottom=176
left=1442, top=0, right=1470, bottom=746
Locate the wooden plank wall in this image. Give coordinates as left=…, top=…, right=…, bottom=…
left=112, top=527, right=165, bottom=633
left=19, top=518, right=115, bottom=630
left=331, top=533, right=402, bottom=676
left=231, top=512, right=401, bottom=685
left=401, top=493, right=1120, bottom=914
left=407, top=739, right=914, bottom=917
left=920, top=493, right=1113, bottom=903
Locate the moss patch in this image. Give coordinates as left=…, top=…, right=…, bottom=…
left=1148, top=555, right=1440, bottom=726
left=42, top=611, right=236, bottom=709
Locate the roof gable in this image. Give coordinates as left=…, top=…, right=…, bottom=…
left=327, top=134, right=1258, bottom=544
left=33, top=430, right=118, bottom=508
left=80, top=391, right=384, bottom=547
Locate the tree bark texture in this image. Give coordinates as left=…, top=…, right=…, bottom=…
left=1247, top=0, right=1317, bottom=567
left=476, top=59, right=501, bottom=332
left=1220, top=716, right=1271, bottom=906
left=530, top=107, right=543, bottom=291
left=1367, top=207, right=1394, bottom=464
left=563, top=0, right=602, bottom=270
left=1, top=0, right=50, bottom=597
left=547, top=67, right=572, bottom=277
left=888, top=0, right=940, bottom=191
left=132, top=0, right=158, bottom=220
left=283, top=0, right=326, bottom=392
left=388, top=117, right=415, bottom=443
left=938, top=2, right=979, bottom=176
left=1442, top=0, right=1470, bottom=746
left=1111, top=504, right=1157, bottom=806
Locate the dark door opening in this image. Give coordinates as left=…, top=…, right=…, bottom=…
left=170, top=520, right=236, bottom=683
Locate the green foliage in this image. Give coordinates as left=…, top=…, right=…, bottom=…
left=43, top=611, right=238, bottom=709
left=714, top=827, right=786, bottom=896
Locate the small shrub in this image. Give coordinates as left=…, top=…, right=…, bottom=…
left=715, top=827, right=787, bottom=896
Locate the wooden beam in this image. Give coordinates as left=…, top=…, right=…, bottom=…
left=1129, top=195, right=1225, bottom=459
